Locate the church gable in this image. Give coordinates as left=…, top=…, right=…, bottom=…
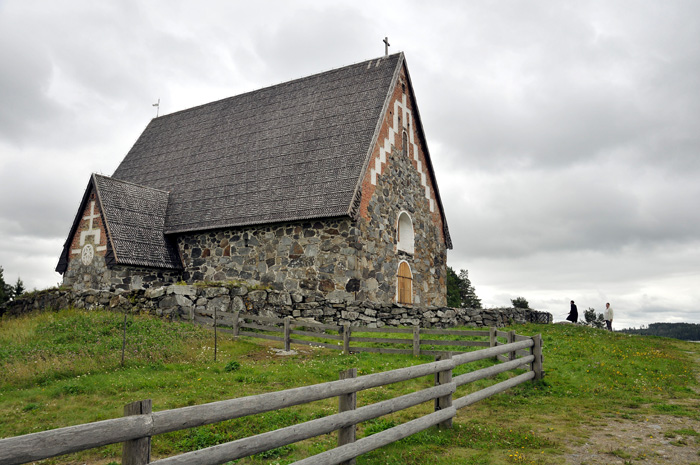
left=353, top=59, right=451, bottom=306
left=56, top=182, right=113, bottom=291
left=66, top=190, right=109, bottom=269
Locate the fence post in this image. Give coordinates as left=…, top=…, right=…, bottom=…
left=532, top=334, right=543, bottom=380
left=232, top=311, right=240, bottom=337
left=122, top=399, right=152, bottom=465
left=413, top=326, right=420, bottom=357
left=343, top=323, right=351, bottom=354
left=489, top=327, right=497, bottom=361
left=214, top=305, right=218, bottom=362
left=284, top=317, right=291, bottom=352
left=434, top=352, right=453, bottom=429
left=338, top=368, right=358, bottom=465
left=121, top=310, right=127, bottom=367
left=508, top=330, right=516, bottom=361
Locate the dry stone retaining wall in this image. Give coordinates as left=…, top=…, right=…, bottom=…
left=2, top=284, right=552, bottom=328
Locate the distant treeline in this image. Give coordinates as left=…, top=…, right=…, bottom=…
left=619, top=322, right=700, bottom=341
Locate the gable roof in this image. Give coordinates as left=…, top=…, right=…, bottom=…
left=56, top=174, right=182, bottom=273
left=112, top=53, right=410, bottom=234
left=93, top=174, right=182, bottom=269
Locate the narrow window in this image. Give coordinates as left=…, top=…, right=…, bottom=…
left=397, top=212, right=414, bottom=254
left=402, top=130, right=408, bottom=157
left=397, top=261, right=413, bottom=305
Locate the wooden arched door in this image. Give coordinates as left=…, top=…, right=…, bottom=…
left=397, top=261, right=413, bottom=304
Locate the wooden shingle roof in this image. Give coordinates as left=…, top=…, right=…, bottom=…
left=56, top=174, right=182, bottom=272
left=93, top=175, right=181, bottom=269
left=113, top=53, right=405, bottom=234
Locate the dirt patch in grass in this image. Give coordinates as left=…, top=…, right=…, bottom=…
left=565, top=353, right=700, bottom=465
left=563, top=414, right=700, bottom=464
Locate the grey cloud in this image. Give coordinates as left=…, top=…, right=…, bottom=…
left=253, top=5, right=378, bottom=82
left=2, top=0, right=700, bottom=327
left=0, top=26, right=65, bottom=144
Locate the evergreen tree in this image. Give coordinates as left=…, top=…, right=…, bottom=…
left=445, top=267, right=482, bottom=309
left=0, top=266, right=9, bottom=304
left=618, top=323, right=700, bottom=341
left=446, top=267, right=462, bottom=308
left=583, top=307, right=605, bottom=328
left=13, top=277, right=25, bottom=299
left=511, top=297, right=529, bottom=309
left=458, top=269, right=482, bottom=309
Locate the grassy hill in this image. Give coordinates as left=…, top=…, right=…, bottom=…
left=1, top=308, right=699, bottom=464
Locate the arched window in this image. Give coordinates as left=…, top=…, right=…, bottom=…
left=397, top=211, right=414, bottom=254
left=397, top=261, right=413, bottom=305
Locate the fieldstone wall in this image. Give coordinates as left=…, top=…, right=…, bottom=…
left=353, top=140, right=447, bottom=307
left=63, top=257, right=181, bottom=292
left=178, top=218, right=364, bottom=304
left=1, top=284, right=552, bottom=328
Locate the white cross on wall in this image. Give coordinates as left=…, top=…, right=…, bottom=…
left=71, top=201, right=107, bottom=255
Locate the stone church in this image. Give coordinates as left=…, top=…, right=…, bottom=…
left=56, top=53, right=452, bottom=306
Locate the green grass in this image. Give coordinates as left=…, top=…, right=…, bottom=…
left=1, top=309, right=699, bottom=465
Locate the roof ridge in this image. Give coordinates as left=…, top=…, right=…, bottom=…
left=154, top=53, right=403, bottom=121
left=94, top=173, right=171, bottom=194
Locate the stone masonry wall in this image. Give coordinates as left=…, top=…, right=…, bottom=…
left=2, top=284, right=553, bottom=328
left=177, top=218, right=364, bottom=304
left=64, top=258, right=181, bottom=292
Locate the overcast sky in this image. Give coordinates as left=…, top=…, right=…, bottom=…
left=1, top=0, right=699, bottom=328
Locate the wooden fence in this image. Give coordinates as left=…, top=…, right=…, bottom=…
left=0, top=327, right=543, bottom=465
left=209, top=312, right=516, bottom=357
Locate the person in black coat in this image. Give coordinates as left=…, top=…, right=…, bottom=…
left=566, top=300, right=578, bottom=323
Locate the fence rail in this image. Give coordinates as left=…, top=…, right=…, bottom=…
left=223, top=312, right=503, bottom=356
left=0, top=325, right=543, bottom=465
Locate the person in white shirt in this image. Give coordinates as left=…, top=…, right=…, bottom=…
left=604, top=302, right=614, bottom=331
